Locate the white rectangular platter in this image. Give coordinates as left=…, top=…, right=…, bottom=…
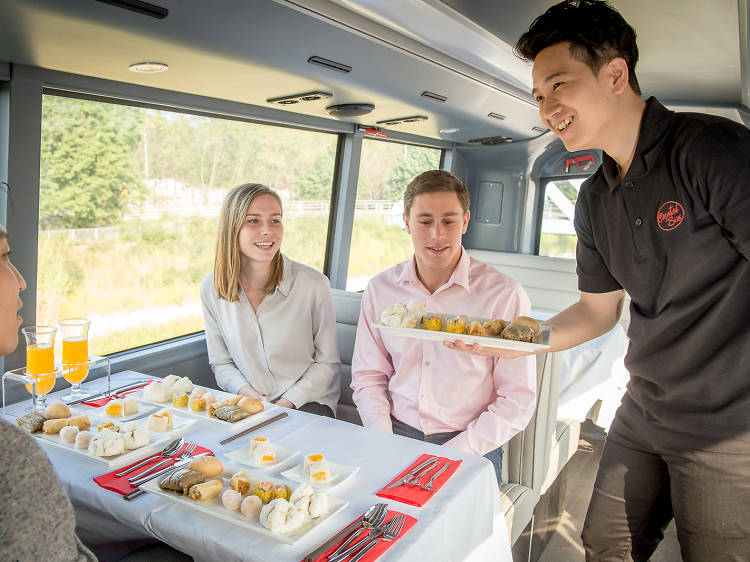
left=374, top=320, right=550, bottom=351
left=140, top=461, right=348, bottom=544
left=135, top=386, right=279, bottom=430
left=31, top=410, right=197, bottom=469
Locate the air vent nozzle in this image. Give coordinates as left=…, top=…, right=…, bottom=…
left=376, top=115, right=428, bottom=126
left=308, top=56, right=352, bottom=73
left=421, top=91, right=447, bottom=103
left=468, top=136, right=513, bottom=145
left=96, top=0, right=168, bottom=19
left=488, top=112, right=506, bottom=121
left=326, top=103, right=375, bottom=117
left=267, top=91, right=332, bottom=105
left=531, top=126, right=548, bottom=134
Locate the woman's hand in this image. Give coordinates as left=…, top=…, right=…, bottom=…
left=275, top=398, right=295, bottom=409
left=237, top=384, right=267, bottom=401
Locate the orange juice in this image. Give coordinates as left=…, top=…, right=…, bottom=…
left=25, top=344, right=56, bottom=395
left=62, top=337, right=89, bottom=384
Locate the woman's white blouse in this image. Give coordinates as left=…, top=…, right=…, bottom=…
left=200, top=256, right=341, bottom=413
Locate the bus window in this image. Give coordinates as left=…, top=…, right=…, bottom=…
left=537, top=177, right=588, bottom=259
left=38, top=94, right=337, bottom=355
left=346, top=139, right=442, bottom=291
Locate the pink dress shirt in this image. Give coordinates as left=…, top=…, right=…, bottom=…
left=351, top=249, right=536, bottom=456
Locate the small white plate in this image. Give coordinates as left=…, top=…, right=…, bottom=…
left=280, top=459, right=359, bottom=490
left=139, top=461, right=347, bottom=544
left=225, top=443, right=299, bottom=470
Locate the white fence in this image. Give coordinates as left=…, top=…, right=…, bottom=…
left=42, top=200, right=399, bottom=240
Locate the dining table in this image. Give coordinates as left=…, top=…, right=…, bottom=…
left=3, top=370, right=512, bottom=562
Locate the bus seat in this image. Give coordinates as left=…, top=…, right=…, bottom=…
left=331, top=289, right=364, bottom=426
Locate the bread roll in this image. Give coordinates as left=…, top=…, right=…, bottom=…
left=43, top=418, right=69, bottom=434
left=513, top=316, right=540, bottom=333
left=188, top=479, right=222, bottom=501
left=237, top=397, right=264, bottom=415
left=188, top=456, right=223, bottom=478
left=45, top=402, right=72, bottom=419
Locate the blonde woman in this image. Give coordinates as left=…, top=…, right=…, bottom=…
left=201, top=183, right=340, bottom=417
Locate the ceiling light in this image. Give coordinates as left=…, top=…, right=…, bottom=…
left=129, top=62, right=169, bottom=73
left=439, top=128, right=459, bottom=134
left=326, top=103, right=375, bottom=117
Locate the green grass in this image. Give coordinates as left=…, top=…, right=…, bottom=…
left=37, top=215, right=413, bottom=355
left=539, top=233, right=577, bottom=259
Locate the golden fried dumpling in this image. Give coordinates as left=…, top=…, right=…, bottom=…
left=422, top=315, right=444, bottom=331
left=446, top=315, right=469, bottom=334
left=483, top=319, right=509, bottom=336
left=229, top=470, right=252, bottom=495
left=467, top=320, right=485, bottom=336
left=172, top=392, right=188, bottom=408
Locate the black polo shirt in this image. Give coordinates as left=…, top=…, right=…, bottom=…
left=575, top=97, right=750, bottom=452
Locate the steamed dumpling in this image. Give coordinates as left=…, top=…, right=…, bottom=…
left=222, top=489, right=242, bottom=511
left=240, top=495, right=262, bottom=518
left=309, top=493, right=329, bottom=518
left=143, top=382, right=171, bottom=402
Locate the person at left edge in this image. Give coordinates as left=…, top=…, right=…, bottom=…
left=201, top=183, right=341, bottom=417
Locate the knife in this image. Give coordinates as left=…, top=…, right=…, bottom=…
left=383, top=456, right=439, bottom=490
left=301, top=519, right=364, bottom=562
left=66, top=380, right=151, bottom=406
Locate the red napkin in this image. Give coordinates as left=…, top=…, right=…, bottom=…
left=376, top=453, right=461, bottom=507
left=82, top=380, right=155, bottom=407
left=305, top=511, right=417, bottom=562
left=93, top=444, right=213, bottom=495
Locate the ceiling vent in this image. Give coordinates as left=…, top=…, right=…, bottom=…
left=308, top=56, right=352, bottom=74
left=95, top=0, right=168, bottom=19
left=267, top=91, right=333, bottom=105
left=487, top=112, right=506, bottom=121
left=421, top=91, right=447, bottom=103
left=326, top=103, right=375, bottom=117
left=468, top=136, right=513, bottom=145
left=376, top=115, right=428, bottom=126
left=531, top=126, right=548, bottom=134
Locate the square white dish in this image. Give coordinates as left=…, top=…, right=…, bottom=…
left=139, top=461, right=348, bottom=544
left=280, top=459, right=359, bottom=490
left=374, top=317, right=550, bottom=351
left=30, top=410, right=197, bottom=468
left=225, top=443, right=300, bottom=470
left=134, top=386, right=279, bottom=430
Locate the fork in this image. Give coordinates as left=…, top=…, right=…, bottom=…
left=419, top=461, right=451, bottom=491
left=328, top=503, right=387, bottom=561
left=348, top=515, right=405, bottom=562
left=401, top=458, right=440, bottom=486
left=128, top=441, right=196, bottom=482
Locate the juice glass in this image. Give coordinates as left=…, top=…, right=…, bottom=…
left=59, top=318, right=91, bottom=399
left=22, top=325, right=58, bottom=410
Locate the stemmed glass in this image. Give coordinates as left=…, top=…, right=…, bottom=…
left=21, top=325, right=57, bottom=411
left=59, top=318, right=91, bottom=400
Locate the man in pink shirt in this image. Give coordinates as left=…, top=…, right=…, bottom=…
left=351, top=170, right=536, bottom=484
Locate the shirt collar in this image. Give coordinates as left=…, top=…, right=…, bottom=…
left=397, top=248, right=471, bottom=292
left=276, top=254, right=293, bottom=297
left=599, top=96, right=674, bottom=194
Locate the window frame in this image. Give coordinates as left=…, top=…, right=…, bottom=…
left=2, top=64, right=452, bottom=368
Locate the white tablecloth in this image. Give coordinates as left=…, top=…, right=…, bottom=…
left=8, top=371, right=511, bottom=562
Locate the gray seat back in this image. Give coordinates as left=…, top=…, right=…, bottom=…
left=331, top=288, right=363, bottom=425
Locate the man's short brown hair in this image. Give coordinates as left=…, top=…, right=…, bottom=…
left=403, top=170, right=469, bottom=217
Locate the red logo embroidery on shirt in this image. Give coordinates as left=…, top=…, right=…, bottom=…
left=656, top=201, right=685, bottom=231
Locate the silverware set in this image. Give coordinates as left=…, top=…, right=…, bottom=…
left=383, top=456, right=451, bottom=490
left=326, top=503, right=405, bottom=562
left=65, top=379, right=150, bottom=406
left=126, top=441, right=197, bottom=482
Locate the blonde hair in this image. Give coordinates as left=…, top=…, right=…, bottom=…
left=213, top=183, right=284, bottom=301
left=403, top=170, right=469, bottom=217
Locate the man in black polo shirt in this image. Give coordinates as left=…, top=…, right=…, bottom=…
left=447, top=1, right=750, bottom=560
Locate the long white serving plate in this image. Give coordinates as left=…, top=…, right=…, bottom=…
left=32, top=410, right=197, bottom=469
left=134, top=386, right=279, bottom=430
left=374, top=320, right=550, bottom=351
left=140, top=461, right=348, bottom=544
